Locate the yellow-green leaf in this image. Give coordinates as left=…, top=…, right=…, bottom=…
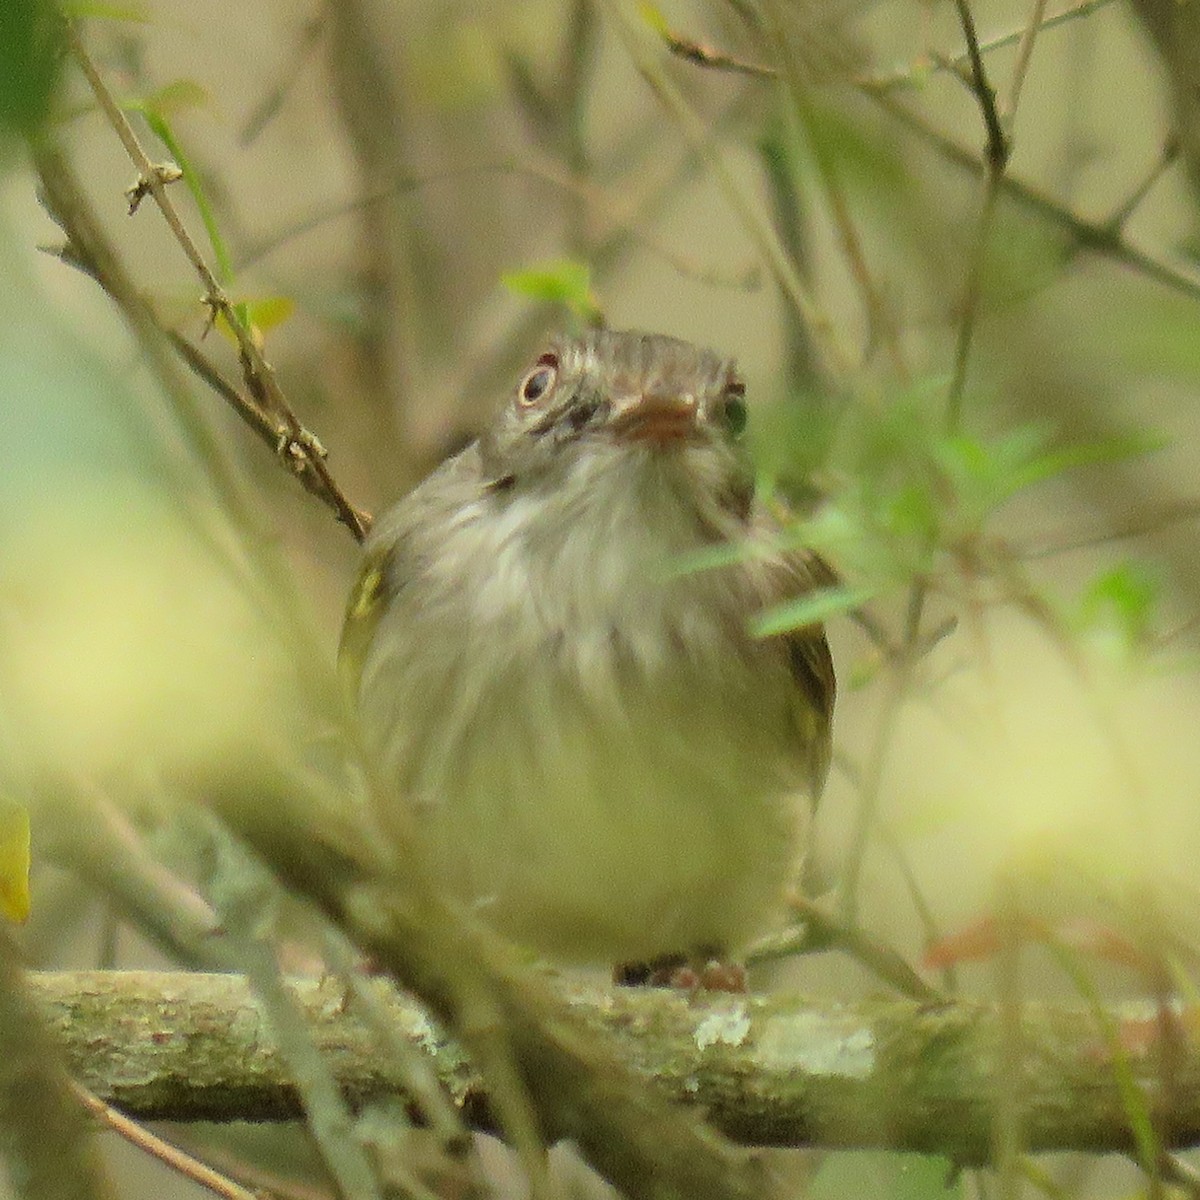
left=0, top=803, right=31, bottom=924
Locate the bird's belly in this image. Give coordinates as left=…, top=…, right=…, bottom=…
left=399, top=662, right=807, bottom=963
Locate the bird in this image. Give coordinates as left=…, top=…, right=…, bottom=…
left=341, top=329, right=834, bottom=988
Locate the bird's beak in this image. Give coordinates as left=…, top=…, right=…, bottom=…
left=608, top=391, right=699, bottom=445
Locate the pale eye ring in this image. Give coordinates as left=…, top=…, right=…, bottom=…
left=518, top=353, right=559, bottom=407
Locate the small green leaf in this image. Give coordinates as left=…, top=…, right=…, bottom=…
left=1076, top=561, right=1159, bottom=648
left=752, top=585, right=876, bottom=638
left=502, top=259, right=602, bottom=324
left=0, top=799, right=30, bottom=924
left=215, top=295, right=295, bottom=345
left=666, top=541, right=763, bottom=578
left=126, top=98, right=234, bottom=286
left=144, top=79, right=213, bottom=116
left=637, top=1, right=670, bottom=37
left=1009, top=430, right=1163, bottom=493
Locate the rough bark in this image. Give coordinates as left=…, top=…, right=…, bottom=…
left=35, top=969, right=1199, bottom=1163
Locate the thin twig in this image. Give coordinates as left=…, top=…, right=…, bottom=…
left=659, top=24, right=1200, bottom=310
left=320, top=926, right=481, bottom=1179
left=866, top=90, right=1200, bottom=306
left=759, top=0, right=910, bottom=381
left=66, top=21, right=369, bottom=543
left=1159, top=1152, right=1200, bottom=1200
left=945, top=175, right=1000, bottom=433
left=951, top=0, right=1009, bottom=171
left=600, top=0, right=849, bottom=387
left=1020, top=496, right=1200, bottom=558
left=1002, top=0, right=1050, bottom=127
left=837, top=581, right=928, bottom=925
left=1105, top=139, right=1180, bottom=232
left=749, top=895, right=941, bottom=1002
left=992, top=876, right=1025, bottom=1200
left=943, top=0, right=1022, bottom=435
left=866, top=0, right=1120, bottom=91
left=73, top=1085, right=265, bottom=1200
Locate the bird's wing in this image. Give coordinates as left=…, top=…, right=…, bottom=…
left=772, top=546, right=838, bottom=802
left=338, top=540, right=394, bottom=700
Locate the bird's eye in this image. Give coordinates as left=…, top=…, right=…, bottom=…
left=722, top=381, right=748, bottom=437
left=517, top=352, right=559, bottom=407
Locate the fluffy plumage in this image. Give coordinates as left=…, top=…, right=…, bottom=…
left=344, top=330, right=834, bottom=964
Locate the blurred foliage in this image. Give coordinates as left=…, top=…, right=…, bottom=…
left=0, top=0, right=62, bottom=142
left=809, top=1153, right=957, bottom=1200
left=6, top=0, right=1200, bottom=1197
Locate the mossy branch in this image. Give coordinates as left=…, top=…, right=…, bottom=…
left=36, top=969, right=1200, bottom=1163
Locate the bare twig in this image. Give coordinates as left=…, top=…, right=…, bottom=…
left=600, top=0, right=849, bottom=387
left=65, top=21, right=369, bottom=543
left=943, top=0, right=1033, bottom=435
left=659, top=22, right=1200, bottom=310
left=1004, top=0, right=1050, bottom=124
left=866, top=0, right=1120, bottom=91
left=1105, top=139, right=1181, bottom=232
left=1160, top=1152, right=1200, bottom=1199
left=838, top=581, right=928, bottom=925
left=759, top=0, right=910, bottom=381
left=866, top=91, right=1200, bottom=306
left=749, top=895, right=941, bottom=1002
left=992, top=877, right=1026, bottom=1200
left=73, top=1085, right=263, bottom=1200
left=951, top=0, right=1009, bottom=172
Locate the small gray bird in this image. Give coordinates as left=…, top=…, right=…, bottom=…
left=342, top=330, right=834, bottom=986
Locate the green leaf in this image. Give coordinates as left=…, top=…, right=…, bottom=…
left=752, top=585, right=876, bottom=637
left=502, top=258, right=602, bottom=324
left=636, top=1, right=670, bottom=37
left=934, top=425, right=1162, bottom=531
left=0, top=799, right=30, bottom=924
left=666, top=540, right=764, bottom=578
left=215, top=296, right=295, bottom=345
left=144, top=79, right=213, bottom=116
left=125, top=93, right=233, bottom=286
left=0, top=0, right=63, bottom=139
left=1075, top=561, right=1159, bottom=648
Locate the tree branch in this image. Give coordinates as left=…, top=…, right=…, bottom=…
left=36, top=969, right=1200, bottom=1162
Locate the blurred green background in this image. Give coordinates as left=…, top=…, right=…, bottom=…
left=5, top=0, right=1200, bottom=1196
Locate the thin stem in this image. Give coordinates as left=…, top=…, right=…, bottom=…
left=866, top=90, right=1200, bottom=306
left=868, top=0, right=1119, bottom=91
left=759, top=0, right=909, bottom=381
left=66, top=21, right=368, bottom=542
left=32, top=141, right=340, bottom=705
left=945, top=174, right=1000, bottom=433
left=1002, top=0, right=1050, bottom=125
left=992, top=875, right=1024, bottom=1200
left=73, top=1086, right=262, bottom=1200
left=942, top=0, right=1019, bottom=434
left=756, top=895, right=942, bottom=1001
left=837, top=582, right=927, bottom=926
left=951, top=0, right=1009, bottom=171
left=601, top=0, right=850, bottom=387
left=1105, top=139, right=1180, bottom=232
left=946, top=0, right=1049, bottom=434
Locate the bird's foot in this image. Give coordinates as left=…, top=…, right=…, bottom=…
left=613, top=954, right=747, bottom=993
